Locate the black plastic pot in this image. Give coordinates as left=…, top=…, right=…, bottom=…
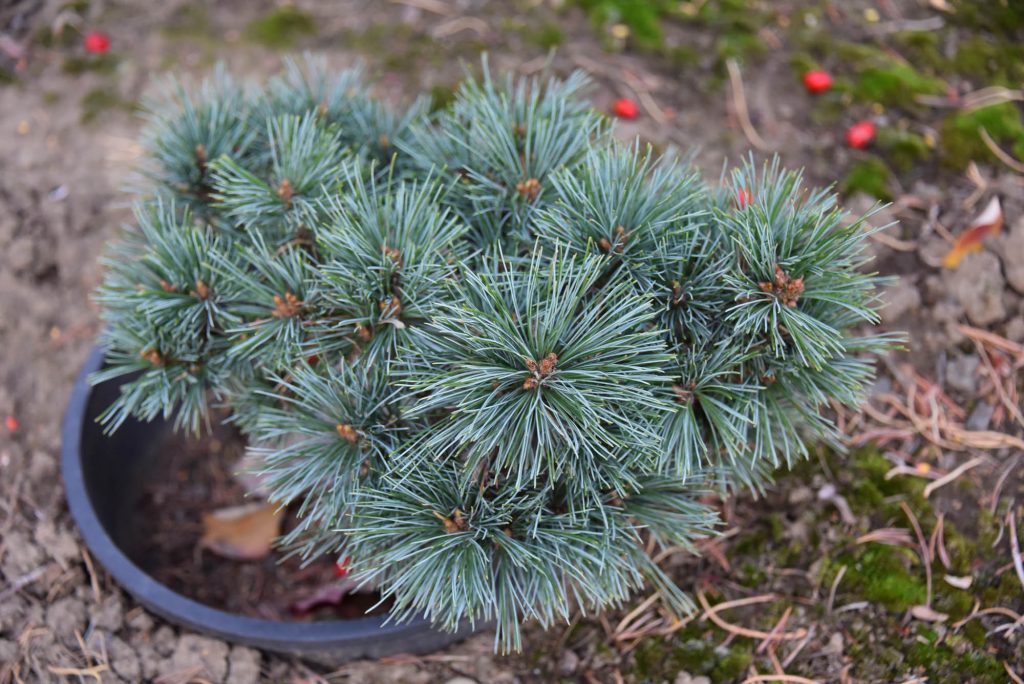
left=61, top=346, right=474, bottom=665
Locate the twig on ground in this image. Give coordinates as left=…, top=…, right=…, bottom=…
left=389, top=0, right=453, bottom=15
left=1007, top=509, right=1024, bottom=594
left=826, top=565, right=847, bottom=615
left=756, top=606, right=792, bottom=654
left=1005, top=662, right=1024, bottom=684
left=621, top=69, right=669, bottom=125
left=740, top=675, right=820, bottom=684
left=931, top=513, right=951, bottom=570
left=980, top=127, right=1024, bottom=173
left=901, top=502, right=932, bottom=607
left=962, top=86, right=1024, bottom=111
left=47, top=665, right=108, bottom=682
left=991, top=455, right=1021, bottom=514
left=614, top=592, right=659, bottom=637
left=952, top=605, right=1023, bottom=629
left=868, top=230, right=918, bottom=252
left=431, top=17, right=489, bottom=38
left=81, top=546, right=101, bottom=603
left=725, top=58, right=770, bottom=152
left=0, top=563, right=53, bottom=603
left=856, top=527, right=915, bottom=547
left=696, top=592, right=808, bottom=641
left=923, top=457, right=986, bottom=498
left=780, top=624, right=815, bottom=669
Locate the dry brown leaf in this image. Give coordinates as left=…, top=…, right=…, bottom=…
left=942, top=196, right=1003, bottom=269
left=200, top=502, right=283, bottom=560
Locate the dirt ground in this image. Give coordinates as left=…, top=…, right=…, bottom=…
left=1, top=0, right=1023, bottom=682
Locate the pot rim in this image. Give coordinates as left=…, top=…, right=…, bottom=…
left=60, top=345, right=459, bottom=655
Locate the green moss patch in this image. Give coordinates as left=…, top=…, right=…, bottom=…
left=841, top=158, right=893, bottom=201
left=877, top=128, right=932, bottom=173
left=80, top=88, right=136, bottom=123
left=245, top=7, right=316, bottom=49
left=62, top=54, right=119, bottom=75
left=632, top=629, right=754, bottom=681
left=940, top=101, right=1024, bottom=170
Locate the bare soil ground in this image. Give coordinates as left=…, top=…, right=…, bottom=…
left=1, top=0, right=1023, bottom=682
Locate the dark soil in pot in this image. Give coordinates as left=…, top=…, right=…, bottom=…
left=128, top=416, right=387, bottom=622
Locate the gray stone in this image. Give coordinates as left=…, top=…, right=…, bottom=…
left=0, top=530, right=44, bottom=577
left=558, top=648, right=580, bottom=675
left=226, top=645, right=262, bottom=684
left=788, top=486, right=814, bottom=505
left=918, top=235, right=951, bottom=269
left=166, top=634, right=230, bottom=682
left=822, top=632, right=844, bottom=656
left=125, top=608, right=154, bottom=632
left=108, top=635, right=141, bottom=681
left=880, top=277, right=921, bottom=324
left=674, top=674, right=712, bottom=684
left=91, top=594, right=124, bottom=632
left=949, top=252, right=1007, bottom=326
left=0, top=639, right=17, bottom=664
left=6, top=236, right=35, bottom=273
left=945, top=355, right=980, bottom=395
left=997, top=216, right=1024, bottom=294
left=44, top=596, right=87, bottom=642
left=152, top=625, right=177, bottom=657
left=1006, top=317, right=1024, bottom=343
left=966, top=402, right=995, bottom=432
left=36, top=520, right=80, bottom=569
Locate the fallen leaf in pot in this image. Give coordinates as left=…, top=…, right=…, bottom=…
left=290, top=578, right=358, bottom=616
left=199, top=502, right=283, bottom=560
left=942, top=196, right=1003, bottom=269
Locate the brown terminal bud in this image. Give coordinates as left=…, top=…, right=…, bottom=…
left=335, top=422, right=359, bottom=444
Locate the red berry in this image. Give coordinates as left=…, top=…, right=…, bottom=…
left=736, top=188, right=753, bottom=209
left=611, top=98, right=639, bottom=120
left=333, top=556, right=351, bottom=578
left=83, top=31, right=110, bottom=55
left=845, top=121, right=876, bottom=149
left=802, top=70, right=832, bottom=94
left=4, top=415, right=18, bottom=432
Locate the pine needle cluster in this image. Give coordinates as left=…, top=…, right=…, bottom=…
left=94, top=56, right=897, bottom=652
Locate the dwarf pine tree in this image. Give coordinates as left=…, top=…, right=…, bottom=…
left=93, top=56, right=898, bottom=652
